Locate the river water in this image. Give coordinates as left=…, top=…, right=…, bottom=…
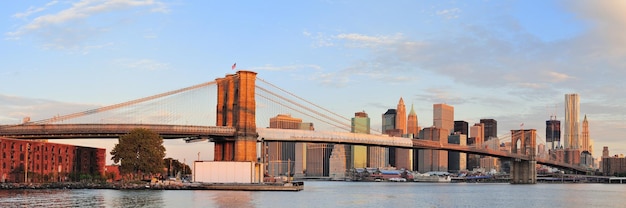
left=0, top=181, right=624, bottom=207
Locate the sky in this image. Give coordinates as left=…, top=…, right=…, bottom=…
left=2, top=0, right=626, bottom=165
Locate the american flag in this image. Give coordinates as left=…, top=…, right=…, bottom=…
left=231, top=63, right=236, bottom=70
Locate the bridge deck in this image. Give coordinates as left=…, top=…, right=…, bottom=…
left=0, top=124, right=235, bottom=139
left=0, top=124, right=587, bottom=173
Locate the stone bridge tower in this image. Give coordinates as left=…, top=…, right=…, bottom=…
left=214, top=71, right=258, bottom=162
left=510, top=129, right=537, bottom=184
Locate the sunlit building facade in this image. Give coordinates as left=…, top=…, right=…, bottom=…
left=564, top=93, right=580, bottom=149
left=434, top=104, right=454, bottom=134
left=407, top=105, right=419, bottom=137
left=0, top=137, right=105, bottom=183
left=350, top=111, right=370, bottom=169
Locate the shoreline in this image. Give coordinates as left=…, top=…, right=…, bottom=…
left=0, top=181, right=304, bottom=191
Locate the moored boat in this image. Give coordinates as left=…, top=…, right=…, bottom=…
left=412, top=172, right=451, bottom=183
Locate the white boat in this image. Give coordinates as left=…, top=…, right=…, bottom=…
left=413, top=172, right=451, bottom=183
left=389, top=177, right=407, bottom=182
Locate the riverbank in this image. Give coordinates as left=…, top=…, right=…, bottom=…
left=0, top=181, right=304, bottom=191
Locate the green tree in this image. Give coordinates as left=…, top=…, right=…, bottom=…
left=110, top=128, right=166, bottom=180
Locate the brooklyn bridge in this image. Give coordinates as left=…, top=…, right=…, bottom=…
left=0, top=71, right=589, bottom=184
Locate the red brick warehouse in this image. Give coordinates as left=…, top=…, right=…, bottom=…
left=0, top=137, right=105, bottom=183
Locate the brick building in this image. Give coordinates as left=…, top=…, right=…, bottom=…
left=0, top=137, right=105, bottom=183
left=602, top=156, right=626, bottom=176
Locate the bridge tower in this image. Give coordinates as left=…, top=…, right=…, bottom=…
left=214, top=71, right=258, bottom=162
left=510, top=129, right=537, bottom=184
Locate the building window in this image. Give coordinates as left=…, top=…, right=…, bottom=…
left=19, top=153, right=24, bottom=161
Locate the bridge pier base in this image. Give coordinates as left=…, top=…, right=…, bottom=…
left=510, top=129, right=537, bottom=184
left=511, top=159, right=536, bottom=184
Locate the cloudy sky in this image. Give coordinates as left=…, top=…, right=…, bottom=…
left=2, top=0, right=626, bottom=164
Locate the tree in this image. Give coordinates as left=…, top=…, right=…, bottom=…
left=110, top=128, right=166, bottom=180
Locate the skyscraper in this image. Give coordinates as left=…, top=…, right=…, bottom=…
left=448, top=133, right=467, bottom=173
left=382, top=109, right=397, bottom=132
left=268, top=114, right=303, bottom=177
left=396, top=98, right=407, bottom=134
left=418, top=127, right=448, bottom=172
left=394, top=98, right=412, bottom=170
left=434, top=104, right=454, bottom=134
left=546, top=118, right=561, bottom=150
left=470, top=123, right=485, bottom=147
left=454, top=120, right=469, bottom=136
left=480, top=119, right=497, bottom=141
left=407, top=104, right=419, bottom=137
left=381, top=109, right=396, bottom=167
left=564, top=93, right=580, bottom=149
left=351, top=111, right=370, bottom=134
left=582, top=115, right=590, bottom=153
left=351, top=111, right=370, bottom=169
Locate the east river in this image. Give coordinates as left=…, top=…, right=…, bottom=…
left=0, top=181, right=625, bottom=207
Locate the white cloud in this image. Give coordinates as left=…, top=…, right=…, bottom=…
left=250, top=64, right=322, bottom=72
left=304, top=31, right=334, bottom=48
left=436, top=8, right=461, bottom=19
left=7, top=0, right=168, bottom=50
left=544, top=71, right=575, bottom=82
left=334, top=33, right=404, bottom=48
left=12, top=1, right=58, bottom=19
left=116, top=58, right=170, bottom=71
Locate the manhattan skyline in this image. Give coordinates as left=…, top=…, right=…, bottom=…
left=1, top=1, right=626, bottom=163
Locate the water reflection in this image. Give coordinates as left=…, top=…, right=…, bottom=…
left=104, top=190, right=165, bottom=208
left=2, top=182, right=626, bottom=207
left=211, top=191, right=255, bottom=208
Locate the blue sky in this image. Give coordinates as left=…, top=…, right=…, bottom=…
left=2, top=0, right=626, bottom=164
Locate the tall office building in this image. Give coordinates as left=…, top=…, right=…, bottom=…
left=448, top=133, right=467, bottom=173
left=394, top=98, right=412, bottom=170
left=350, top=111, right=370, bottom=169
left=352, top=111, right=370, bottom=134
left=434, top=104, right=454, bottom=134
left=382, top=109, right=397, bottom=132
left=454, top=120, right=469, bottom=136
left=306, top=143, right=334, bottom=177
left=480, top=119, right=497, bottom=141
left=602, top=146, right=609, bottom=158
left=582, top=115, right=590, bottom=153
left=407, top=104, right=419, bottom=137
left=418, top=127, right=448, bottom=172
left=296, top=123, right=314, bottom=177
left=396, top=98, right=407, bottom=134
left=380, top=109, right=396, bottom=167
left=564, top=93, right=580, bottom=149
left=470, top=123, right=485, bottom=147
left=268, top=114, right=303, bottom=177
left=546, top=118, right=561, bottom=150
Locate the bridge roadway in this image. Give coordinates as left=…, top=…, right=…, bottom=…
left=0, top=124, right=586, bottom=173
left=0, top=124, right=235, bottom=139
left=256, top=128, right=588, bottom=173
